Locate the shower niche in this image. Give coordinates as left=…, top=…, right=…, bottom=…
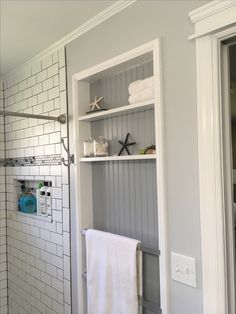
left=72, top=39, right=167, bottom=314
left=14, top=179, right=52, bottom=221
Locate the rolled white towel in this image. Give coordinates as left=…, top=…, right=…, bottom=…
left=128, top=76, right=154, bottom=95
left=129, top=87, right=154, bottom=104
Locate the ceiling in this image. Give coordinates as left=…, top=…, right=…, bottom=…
left=0, top=0, right=116, bottom=77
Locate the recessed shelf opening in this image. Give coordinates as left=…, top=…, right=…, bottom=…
left=14, top=179, right=53, bottom=222
left=72, top=40, right=165, bottom=314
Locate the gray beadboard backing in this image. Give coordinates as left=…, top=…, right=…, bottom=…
left=90, top=60, right=155, bottom=155
left=91, top=108, right=155, bottom=155
left=90, top=60, right=160, bottom=310
left=92, top=160, right=160, bottom=307
left=90, top=60, right=153, bottom=109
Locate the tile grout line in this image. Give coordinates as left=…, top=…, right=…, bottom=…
left=3, top=81, right=9, bottom=314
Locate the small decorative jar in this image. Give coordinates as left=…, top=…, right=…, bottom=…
left=83, top=138, right=94, bottom=157
left=94, top=136, right=109, bottom=157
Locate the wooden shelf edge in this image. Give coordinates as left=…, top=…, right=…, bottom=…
left=79, top=154, right=156, bottom=162
left=78, top=99, right=155, bottom=121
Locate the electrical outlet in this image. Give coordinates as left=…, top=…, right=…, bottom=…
left=171, top=252, right=196, bottom=288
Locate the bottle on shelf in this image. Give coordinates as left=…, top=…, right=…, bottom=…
left=40, top=182, right=48, bottom=216
left=36, top=182, right=43, bottom=215
left=19, top=192, right=37, bottom=213
left=46, top=182, right=52, bottom=217
left=18, top=181, right=25, bottom=211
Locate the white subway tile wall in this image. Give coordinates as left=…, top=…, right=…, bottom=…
left=0, top=81, right=8, bottom=314
left=2, top=48, right=71, bottom=314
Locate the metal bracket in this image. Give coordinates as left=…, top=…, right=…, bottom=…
left=61, top=137, right=74, bottom=167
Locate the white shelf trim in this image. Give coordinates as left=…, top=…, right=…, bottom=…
left=79, top=154, right=156, bottom=162
left=78, top=99, right=155, bottom=121
left=16, top=211, right=52, bottom=222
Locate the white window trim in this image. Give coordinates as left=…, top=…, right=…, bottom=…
left=189, top=2, right=236, bottom=314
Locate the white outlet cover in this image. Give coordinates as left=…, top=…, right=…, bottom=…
left=171, top=252, right=197, bottom=288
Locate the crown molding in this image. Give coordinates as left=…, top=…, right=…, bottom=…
left=1, top=0, right=137, bottom=81
left=189, top=1, right=235, bottom=23
left=189, top=0, right=236, bottom=39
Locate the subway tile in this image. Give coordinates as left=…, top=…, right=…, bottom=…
left=2, top=48, right=70, bottom=314
left=53, top=75, right=59, bottom=87
left=64, top=279, right=71, bottom=304
left=33, top=125, right=43, bottom=136
left=60, top=91, right=67, bottom=114
left=39, top=134, right=49, bottom=146
left=48, top=64, right=58, bottom=78
left=32, top=104, right=43, bottom=115
left=42, top=78, right=54, bottom=91
left=46, top=286, right=57, bottom=301
left=52, top=300, right=64, bottom=314
left=41, top=293, right=52, bottom=308
left=51, top=255, right=63, bottom=269
left=58, top=48, right=65, bottom=68
left=32, top=83, right=42, bottom=96
left=27, top=75, right=36, bottom=88
left=36, top=70, right=47, bottom=83
left=42, top=54, right=53, bottom=69
left=15, top=92, right=23, bottom=102
left=44, top=122, right=55, bottom=134
left=49, top=132, right=60, bottom=144
left=52, top=277, right=63, bottom=293
left=38, top=91, right=48, bottom=104
left=50, top=166, right=61, bottom=176
left=43, top=100, right=54, bottom=113
left=50, top=232, right=62, bottom=246
left=52, top=51, right=58, bottom=64
left=62, top=185, right=69, bottom=208
left=28, top=136, right=39, bottom=147
left=46, top=241, right=57, bottom=255
left=57, top=268, right=63, bottom=282
left=28, top=96, right=38, bottom=107
left=34, top=146, right=44, bottom=156
left=19, top=80, right=27, bottom=92
left=44, top=144, right=55, bottom=155
left=39, top=166, right=50, bottom=176
left=59, top=68, right=66, bottom=91
left=23, top=88, right=32, bottom=99
left=48, top=87, right=59, bottom=100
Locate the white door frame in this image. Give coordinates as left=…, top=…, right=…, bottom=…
left=189, top=2, right=236, bottom=314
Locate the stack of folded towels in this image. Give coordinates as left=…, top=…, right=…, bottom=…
left=128, top=76, right=154, bottom=104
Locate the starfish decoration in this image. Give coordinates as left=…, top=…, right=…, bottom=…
left=89, top=96, right=104, bottom=111
left=118, top=133, right=136, bottom=156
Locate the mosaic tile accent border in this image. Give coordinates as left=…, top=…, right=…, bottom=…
left=0, top=154, right=62, bottom=167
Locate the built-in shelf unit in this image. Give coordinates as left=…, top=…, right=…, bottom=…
left=72, top=39, right=168, bottom=314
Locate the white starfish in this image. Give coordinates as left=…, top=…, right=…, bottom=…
left=89, top=96, right=103, bottom=111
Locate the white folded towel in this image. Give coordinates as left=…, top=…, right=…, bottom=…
left=128, top=76, right=154, bottom=95
left=129, top=87, right=154, bottom=104
left=86, top=229, right=142, bottom=314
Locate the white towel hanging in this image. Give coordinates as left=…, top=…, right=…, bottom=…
left=86, top=229, right=142, bottom=314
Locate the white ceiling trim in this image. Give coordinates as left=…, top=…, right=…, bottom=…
left=2, top=0, right=137, bottom=81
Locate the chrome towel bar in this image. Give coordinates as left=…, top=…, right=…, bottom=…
left=81, top=228, right=160, bottom=257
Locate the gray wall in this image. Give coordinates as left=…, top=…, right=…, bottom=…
left=66, top=1, right=209, bottom=313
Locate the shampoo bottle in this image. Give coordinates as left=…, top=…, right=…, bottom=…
left=18, top=182, right=25, bottom=211
left=40, top=182, right=48, bottom=216
left=46, top=182, right=52, bottom=217
left=36, top=182, right=43, bottom=215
